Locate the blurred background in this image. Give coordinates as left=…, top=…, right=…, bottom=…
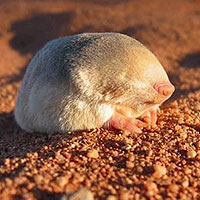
left=0, top=0, right=200, bottom=129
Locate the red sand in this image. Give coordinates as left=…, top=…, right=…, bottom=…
left=0, top=0, right=200, bottom=199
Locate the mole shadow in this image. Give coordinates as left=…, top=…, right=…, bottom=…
left=32, top=190, right=62, bottom=200
left=164, top=72, right=200, bottom=103
left=168, top=51, right=200, bottom=101
left=4, top=11, right=88, bottom=87
left=0, top=110, right=87, bottom=166
left=31, top=186, right=84, bottom=200
left=122, top=25, right=148, bottom=37
left=167, top=72, right=181, bottom=101
left=0, top=112, right=51, bottom=161
left=121, top=25, right=148, bottom=42
left=9, top=12, right=75, bottom=55
left=0, top=66, right=27, bottom=88
left=0, top=112, right=74, bottom=160
left=179, top=51, right=200, bottom=68
left=171, top=86, right=200, bottom=101
left=68, top=0, right=131, bottom=4
left=0, top=111, right=85, bottom=182
left=15, top=187, right=64, bottom=200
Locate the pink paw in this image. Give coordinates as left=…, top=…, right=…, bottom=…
left=140, top=108, right=157, bottom=127
left=154, top=81, right=175, bottom=97
left=104, top=112, right=147, bottom=133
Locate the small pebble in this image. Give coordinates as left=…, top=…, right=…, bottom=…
left=106, top=195, right=117, bottom=200
left=4, top=158, right=10, bottom=166
left=187, top=149, right=197, bottom=158
left=126, top=161, right=134, bottom=169
left=34, top=175, right=43, bottom=184
left=175, top=125, right=181, bottom=131
left=56, top=176, right=68, bottom=187
left=178, top=118, right=184, bottom=124
left=194, top=103, right=200, bottom=110
left=153, top=164, right=167, bottom=178
left=128, top=154, right=135, bottom=161
left=87, top=149, right=99, bottom=158
left=119, top=190, right=129, bottom=200
left=145, top=181, right=158, bottom=191
left=184, top=168, right=192, bottom=174
left=145, top=181, right=158, bottom=197
left=196, top=141, right=200, bottom=149
left=55, top=151, right=65, bottom=160
left=5, top=178, right=13, bottom=187
left=168, top=184, right=179, bottom=193
left=182, top=180, right=189, bottom=188
left=69, top=188, right=94, bottom=200
left=180, top=132, right=187, bottom=140
left=136, top=166, right=143, bottom=173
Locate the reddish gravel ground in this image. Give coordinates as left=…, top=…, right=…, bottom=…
left=1, top=0, right=200, bottom=199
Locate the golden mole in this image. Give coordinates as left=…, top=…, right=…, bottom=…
left=14, top=33, right=175, bottom=133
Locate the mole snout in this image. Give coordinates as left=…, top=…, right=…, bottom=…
left=153, top=81, right=175, bottom=97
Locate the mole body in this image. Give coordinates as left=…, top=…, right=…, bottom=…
left=14, top=33, right=175, bottom=133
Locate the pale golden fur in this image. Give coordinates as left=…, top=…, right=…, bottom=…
left=14, top=33, right=169, bottom=133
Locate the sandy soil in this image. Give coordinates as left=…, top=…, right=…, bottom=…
left=0, top=0, right=200, bottom=199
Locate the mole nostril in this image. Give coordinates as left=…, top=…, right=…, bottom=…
left=154, top=81, right=175, bottom=96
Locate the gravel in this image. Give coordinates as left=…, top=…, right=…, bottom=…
left=1, top=0, right=200, bottom=199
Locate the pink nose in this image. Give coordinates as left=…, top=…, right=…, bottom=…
left=153, top=81, right=175, bottom=96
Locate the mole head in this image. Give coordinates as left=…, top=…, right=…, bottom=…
left=125, top=44, right=175, bottom=113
